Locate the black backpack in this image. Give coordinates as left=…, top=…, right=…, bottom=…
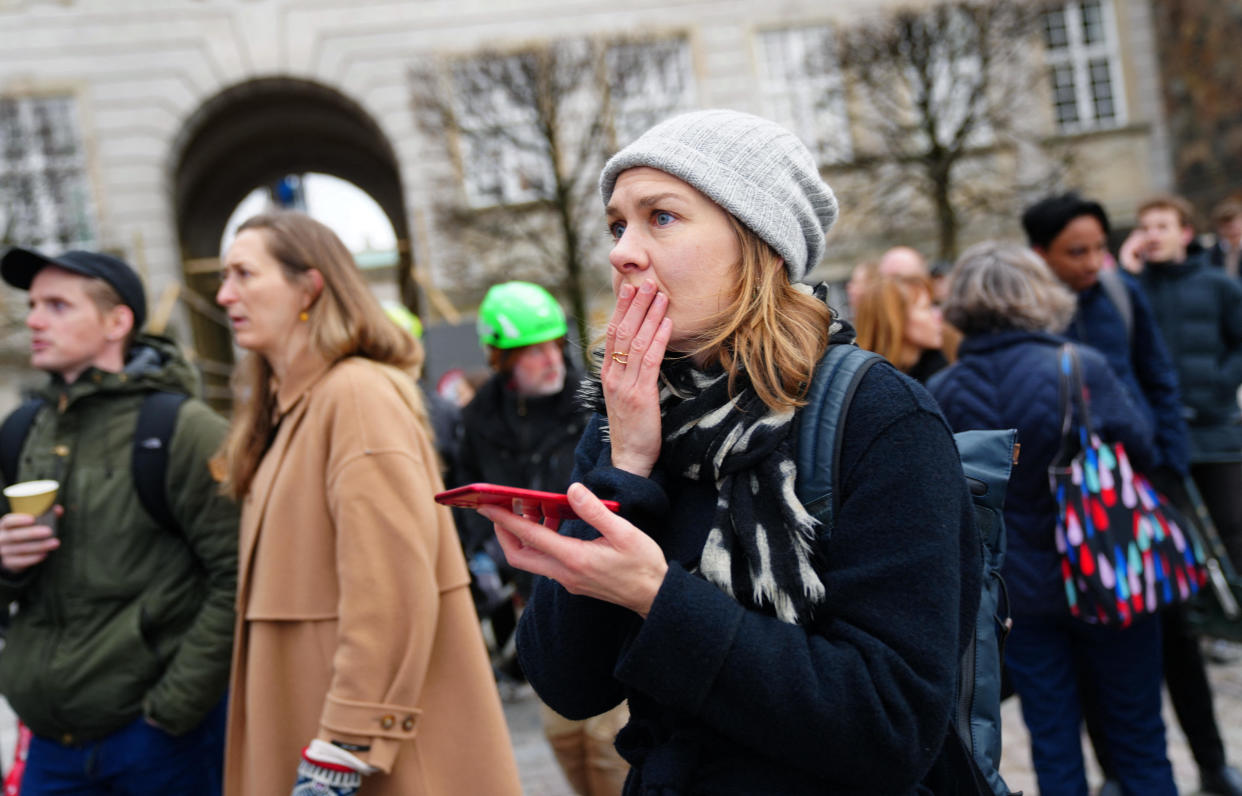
left=795, top=344, right=1018, bottom=796
left=1, top=391, right=187, bottom=533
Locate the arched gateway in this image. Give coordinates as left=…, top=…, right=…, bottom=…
left=169, top=77, right=413, bottom=402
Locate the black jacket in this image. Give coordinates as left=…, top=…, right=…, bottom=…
left=1139, top=256, right=1242, bottom=462
left=518, top=363, right=976, bottom=794
left=453, top=361, right=589, bottom=555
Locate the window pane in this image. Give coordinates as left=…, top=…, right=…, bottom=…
left=46, top=168, right=92, bottom=247
left=1088, top=58, right=1115, bottom=122
left=0, top=94, right=95, bottom=249
left=4, top=173, right=40, bottom=243
left=1049, top=65, right=1080, bottom=127
left=0, top=99, right=25, bottom=162
left=1042, top=7, right=1069, bottom=50
left=32, top=98, right=78, bottom=158
left=757, top=25, right=851, bottom=163
left=607, top=38, right=693, bottom=146
left=452, top=53, right=555, bottom=206
left=1080, top=0, right=1105, bottom=46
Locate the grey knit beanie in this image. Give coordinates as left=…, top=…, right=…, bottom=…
left=599, top=109, right=838, bottom=283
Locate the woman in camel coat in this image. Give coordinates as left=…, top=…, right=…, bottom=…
left=216, top=211, right=521, bottom=796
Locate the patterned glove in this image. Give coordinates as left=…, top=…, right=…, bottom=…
left=291, top=755, right=361, bottom=796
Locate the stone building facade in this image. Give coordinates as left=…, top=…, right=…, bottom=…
left=0, top=0, right=1195, bottom=410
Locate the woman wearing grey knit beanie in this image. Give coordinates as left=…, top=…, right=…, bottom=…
left=474, top=110, right=979, bottom=794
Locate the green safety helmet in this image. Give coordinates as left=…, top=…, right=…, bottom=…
left=383, top=301, right=423, bottom=339
left=476, top=281, right=567, bottom=350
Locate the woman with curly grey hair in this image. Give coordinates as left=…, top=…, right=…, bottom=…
left=929, top=241, right=1177, bottom=796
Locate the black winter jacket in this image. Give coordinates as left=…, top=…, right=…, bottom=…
left=1139, top=257, right=1242, bottom=462
left=518, top=362, right=977, bottom=794
left=453, top=361, right=589, bottom=555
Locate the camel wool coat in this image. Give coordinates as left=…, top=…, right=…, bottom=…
left=223, top=355, right=521, bottom=796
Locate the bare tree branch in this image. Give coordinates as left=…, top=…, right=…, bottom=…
left=408, top=34, right=691, bottom=359
left=841, top=0, right=1065, bottom=259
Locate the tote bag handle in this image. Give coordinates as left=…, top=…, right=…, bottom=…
left=1052, top=343, right=1095, bottom=469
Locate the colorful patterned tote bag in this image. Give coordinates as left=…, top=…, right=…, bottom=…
left=1050, top=344, right=1207, bottom=626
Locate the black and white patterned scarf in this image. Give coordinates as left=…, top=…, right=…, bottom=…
left=581, top=291, right=846, bottom=624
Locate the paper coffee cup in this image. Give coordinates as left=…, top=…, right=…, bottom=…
left=3, top=479, right=59, bottom=517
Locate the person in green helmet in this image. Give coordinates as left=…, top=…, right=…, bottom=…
left=456, top=281, right=584, bottom=611
left=454, top=281, right=630, bottom=796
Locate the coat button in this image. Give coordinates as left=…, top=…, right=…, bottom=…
left=401, top=716, right=415, bottom=731
left=380, top=715, right=395, bottom=730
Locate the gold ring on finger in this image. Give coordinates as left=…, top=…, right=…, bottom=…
left=612, top=351, right=629, bottom=365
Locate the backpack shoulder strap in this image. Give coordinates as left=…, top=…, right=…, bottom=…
left=794, top=345, right=884, bottom=531
left=1, top=398, right=47, bottom=486
left=1097, top=267, right=1133, bottom=344
left=132, top=391, right=188, bottom=534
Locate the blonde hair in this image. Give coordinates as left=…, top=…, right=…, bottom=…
left=220, top=211, right=425, bottom=498
left=854, top=274, right=934, bottom=372
left=691, top=216, right=834, bottom=411
left=943, top=241, right=1076, bottom=336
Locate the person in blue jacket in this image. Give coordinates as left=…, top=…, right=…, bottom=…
left=929, top=241, right=1175, bottom=796
left=1024, top=193, right=1242, bottom=796
left=1022, top=193, right=1188, bottom=476
left=471, top=109, right=979, bottom=795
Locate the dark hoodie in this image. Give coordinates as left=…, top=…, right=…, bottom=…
left=0, top=333, right=238, bottom=739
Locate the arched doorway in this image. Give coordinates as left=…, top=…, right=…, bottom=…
left=168, top=77, right=414, bottom=403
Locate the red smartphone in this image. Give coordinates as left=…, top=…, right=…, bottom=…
left=434, top=483, right=619, bottom=521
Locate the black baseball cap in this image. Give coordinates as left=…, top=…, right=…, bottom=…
left=1, top=247, right=147, bottom=330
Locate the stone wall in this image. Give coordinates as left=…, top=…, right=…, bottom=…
left=1151, top=0, right=1242, bottom=219
left=0, top=0, right=1179, bottom=339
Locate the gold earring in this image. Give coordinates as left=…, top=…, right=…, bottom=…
left=299, top=311, right=309, bottom=322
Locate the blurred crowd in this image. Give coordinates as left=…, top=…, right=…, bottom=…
left=1, top=104, right=1241, bottom=796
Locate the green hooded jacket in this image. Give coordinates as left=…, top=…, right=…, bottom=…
left=0, top=333, right=238, bottom=740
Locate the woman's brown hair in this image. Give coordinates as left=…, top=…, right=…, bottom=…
left=854, top=274, right=934, bottom=372
left=220, top=211, right=425, bottom=498
left=690, top=216, right=834, bottom=412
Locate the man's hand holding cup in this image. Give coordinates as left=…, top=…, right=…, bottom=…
left=1, top=480, right=61, bottom=573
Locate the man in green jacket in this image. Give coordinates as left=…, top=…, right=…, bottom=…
left=0, top=247, right=238, bottom=795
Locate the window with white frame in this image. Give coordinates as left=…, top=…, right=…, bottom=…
left=606, top=37, right=695, bottom=147
left=1042, top=0, right=1126, bottom=132
left=450, top=38, right=693, bottom=208
left=909, top=6, right=995, bottom=152
left=0, top=94, right=96, bottom=250
left=452, top=54, right=557, bottom=208
left=756, top=25, right=851, bottom=164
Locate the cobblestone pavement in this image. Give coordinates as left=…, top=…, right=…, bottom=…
left=999, top=651, right=1242, bottom=795
left=0, top=653, right=1236, bottom=794
left=504, top=651, right=1242, bottom=796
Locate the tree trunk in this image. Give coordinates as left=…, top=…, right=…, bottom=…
left=556, top=193, right=590, bottom=366
left=931, top=162, right=959, bottom=262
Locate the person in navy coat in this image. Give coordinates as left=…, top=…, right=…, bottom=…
left=929, top=241, right=1175, bottom=796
